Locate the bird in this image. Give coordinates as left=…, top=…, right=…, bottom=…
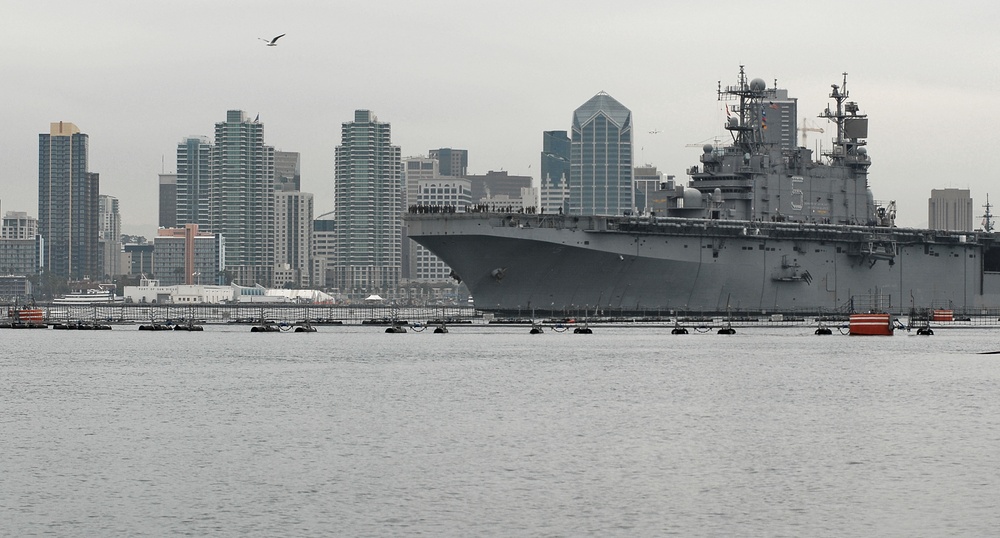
left=259, top=34, right=285, bottom=46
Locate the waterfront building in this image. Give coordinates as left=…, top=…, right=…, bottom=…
left=158, top=174, right=177, bottom=228
left=123, top=243, right=154, bottom=277
left=570, top=92, right=633, bottom=216
left=929, top=188, right=974, bottom=232
left=152, top=224, right=224, bottom=287
left=38, top=122, right=100, bottom=278
left=98, top=195, right=121, bottom=278
left=333, top=110, right=402, bottom=299
left=274, top=190, right=314, bottom=288
left=210, top=111, right=275, bottom=287
left=0, top=275, right=33, bottom=302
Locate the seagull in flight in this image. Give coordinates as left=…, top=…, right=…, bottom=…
left=259, top=34, right=285, bottom=46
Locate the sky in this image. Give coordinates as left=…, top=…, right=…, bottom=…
left=3, top=1, right=1000, bottom=235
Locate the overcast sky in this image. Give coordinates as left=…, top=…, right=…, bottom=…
left=3, top=1, right=999, bottom=235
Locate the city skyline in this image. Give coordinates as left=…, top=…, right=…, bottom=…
left=3, top=2, right=1000, bottom=235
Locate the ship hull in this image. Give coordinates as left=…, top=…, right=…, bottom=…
left=407, top=213, right=1000, bottom=315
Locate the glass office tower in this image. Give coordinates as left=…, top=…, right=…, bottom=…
left=570, top=92, right=634, bottom=216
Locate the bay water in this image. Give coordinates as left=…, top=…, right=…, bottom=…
left=3, top=324, right=999, bottom=536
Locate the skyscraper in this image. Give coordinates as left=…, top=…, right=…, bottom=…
left=98, top=194, right=121, bottom=278
left=38, top=121, right=100, bottom=278
left=929, top=188, right=974, bottom=231
left=158, top=173, right=177, bottom=228
left=274, top=190, right=314, bottom=287
left=210, top=111, right=275, bottom=286
left=334, top=110, right=402, bottom=297
left=541, top=130, right=570, bottom=186
left=428, top=148, right=468, bottom=178
left=274, top=150, right=301, bottom=192
left=176, top=136, right=213, bottom=229
left=570, top=92, right=634, bottom=216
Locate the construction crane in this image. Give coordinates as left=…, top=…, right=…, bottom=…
left=685, top=136, right=721, bottom=148
left=800, top=119, right=824, bottom=147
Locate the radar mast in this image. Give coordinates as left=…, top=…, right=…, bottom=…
left=718, top=65, right=769, bottom=153
left=819, top=72, right=870, bottom=170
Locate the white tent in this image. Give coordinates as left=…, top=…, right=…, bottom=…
left=364, top=294, right=384, bottom=302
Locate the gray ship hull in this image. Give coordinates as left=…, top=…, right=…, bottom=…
left=407, top=212, right=1000, bottom=315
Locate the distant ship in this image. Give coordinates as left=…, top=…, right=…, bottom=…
left=406, top=68, right=1000, bottom=315
left=51, top=289, right=119, bottom=305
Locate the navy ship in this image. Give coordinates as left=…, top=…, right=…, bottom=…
left=406, top=68, right=1000, bottom=315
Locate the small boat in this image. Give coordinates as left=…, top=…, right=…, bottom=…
left=385, top=325, right=407, bottom=333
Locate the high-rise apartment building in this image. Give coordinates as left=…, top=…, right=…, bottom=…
left=176, top=136, right=213, bottom=229
left=570, top=92, right=633, bottom=216
left=98, top=195, right=121, bottom=277
left=929, top=188, right=974, bottom=231
left=333, top=110, right=402, bottom=297
left=210, top=111, right=275, bottom=286
left=274, top=190, right=314, bottom=288
left=0, top=212, right=41, bottom=276
left=2, top=211, right=38, bottom=240
left=38, top=122, right=100, bottom=278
